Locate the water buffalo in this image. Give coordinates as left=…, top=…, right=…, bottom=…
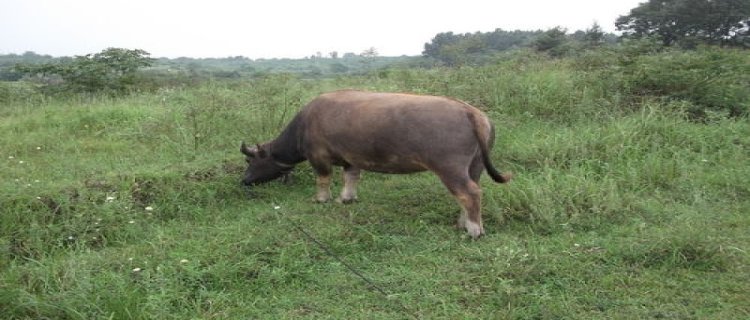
left=241, top=90, right=512, bottom=238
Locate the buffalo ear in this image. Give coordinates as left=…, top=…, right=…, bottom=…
left=240, top=142, right=257, bottom=157
left=255, top=144, right=268, bottom=158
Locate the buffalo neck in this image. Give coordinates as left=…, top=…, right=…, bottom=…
left=270, top=114, right=306, bottom=166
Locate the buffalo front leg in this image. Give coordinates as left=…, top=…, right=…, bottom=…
left=314, top=175, right=332, bottom=202
left=337, top=167, right=361, bottom=204
left=310, top=159, right=333, bottom=203
left=439, top=173, right=484, bottom=239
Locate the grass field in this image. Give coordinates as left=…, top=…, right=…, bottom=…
left=1, top=55, right=749, bottom=319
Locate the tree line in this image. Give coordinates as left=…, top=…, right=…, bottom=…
left=616, top=0, right=750, bottom=47
left=2, top=0, right=747, bottom=94
left=421, top=24, right=620, bottom=65
left=423, top=0, right=748, bottom=65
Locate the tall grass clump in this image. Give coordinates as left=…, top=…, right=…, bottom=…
left=367, top=51, right=623, bottom=124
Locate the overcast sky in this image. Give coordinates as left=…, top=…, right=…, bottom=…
left=1, top=0, right=643, bottom=59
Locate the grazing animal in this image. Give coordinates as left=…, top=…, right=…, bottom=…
left=241, top=90, right=512, bottom=238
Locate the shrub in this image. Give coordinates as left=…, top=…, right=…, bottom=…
left=14, top=48, right=154, bottom=96
left=617, top=47, right=750, bottom=118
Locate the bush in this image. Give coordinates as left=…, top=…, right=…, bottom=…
left=617, top=47, right=750, bottom=118
left=14, top=48, right=154, bottom=96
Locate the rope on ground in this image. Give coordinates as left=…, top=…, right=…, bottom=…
left=275, top=207, right=417, bottom=319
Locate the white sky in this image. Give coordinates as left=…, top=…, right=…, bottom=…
left=0, top=0, right=643, bottom=59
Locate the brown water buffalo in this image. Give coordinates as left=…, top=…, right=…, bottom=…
left=241, top=90, right=512, bottom=238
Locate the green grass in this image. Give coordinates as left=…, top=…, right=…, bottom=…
left=1, top=57, right=749, bottom=319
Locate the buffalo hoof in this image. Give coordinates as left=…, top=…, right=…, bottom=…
left=312, top=196, right=330, bottom=203
left=336, top=197, right=358, bottom=204
left=465, top=221, right=484, bottom=240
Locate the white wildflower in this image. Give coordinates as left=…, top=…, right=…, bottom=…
left=132, top=267, right=142, bottom=272
left=273, top=205, right=281, bottom=210
left=180, top=259, right=189, bottom=264
left=128, top=220, right=135, bottom=224
left=106, top=196, right=116, bottom=202
left=145, top=206, right=154, bottom=211
left=8, top=156, right=14, bottom=159
left=36, top=146, right=42, bottom=150
left=18, top=160, right=24, bottom=164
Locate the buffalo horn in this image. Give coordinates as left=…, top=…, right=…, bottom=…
left=240, top=142, right=256, bottom=157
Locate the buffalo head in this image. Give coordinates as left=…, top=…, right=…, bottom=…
left=240, top=142, right=293, bottom=186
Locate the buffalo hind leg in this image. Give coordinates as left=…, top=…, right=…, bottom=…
left=438, top=172, right=484, bottom=239
left=337, top=167, right=360, bottom=204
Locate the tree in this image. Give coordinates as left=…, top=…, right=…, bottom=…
left=361, top=47, right=378, bottom=58
left=359, top=47, right=379, bottom=70
left=15, top=48, right=153, bottom=93
left=583, top=22, right=605, bottom=47
left=422, top=29, right=540, bottom=65
left=434, top=33, right=487, bottom=66
left=616, top=0, right=750, bottom=47
left=423, top=32, right=461, bottom=59
left=482, top=29, right=540, bottom=51
left=531, top=27, right=570, bottom=57
left=90, top=48, right=152, bottom=76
